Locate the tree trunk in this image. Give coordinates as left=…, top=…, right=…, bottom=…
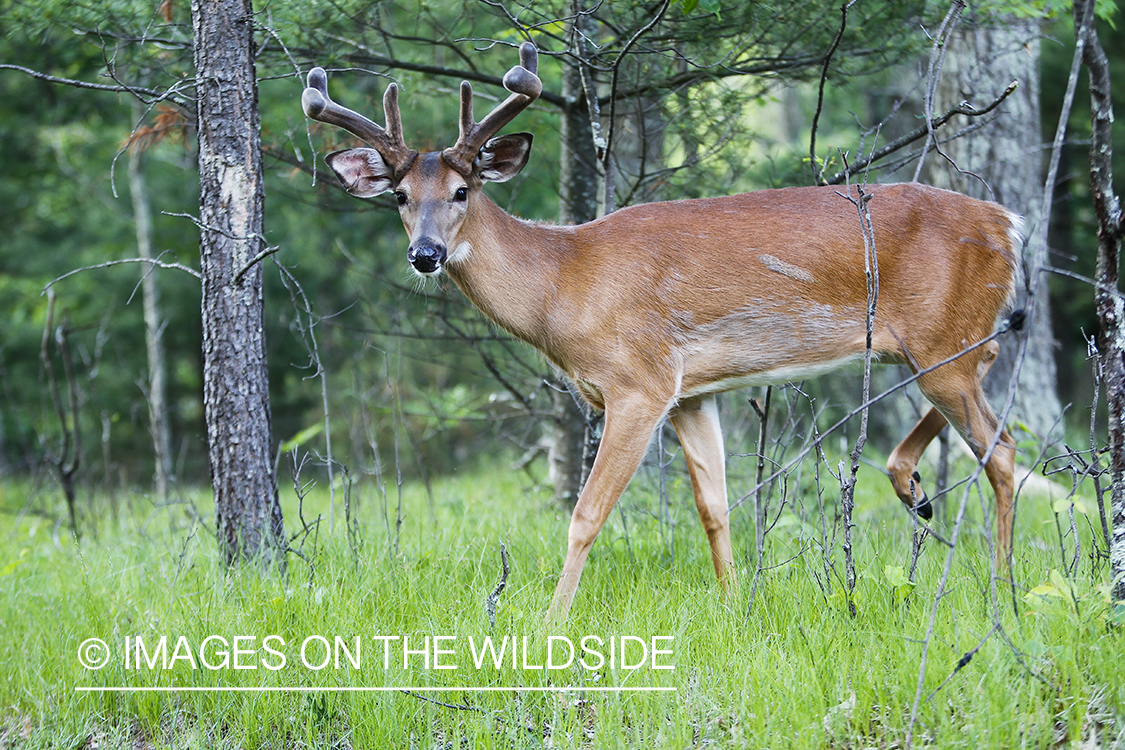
left=192, top=0, right=284, bottom=567
left=1076, top=0, right=1125, bottom=600
left=924, top=16, right=1063, bottom=441
left=548, top=16, right=603, bottom=509
left=612, top=93, right=665, bottom=206
left=127, top=106, right=173, bottom=503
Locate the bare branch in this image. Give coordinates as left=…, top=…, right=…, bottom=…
left=601, top=0, right=671, bottom=213
left=825, top=82, right=1017, bottom=185
left=0, top=63, right=190, bottom=106
left=912, top=0, right=966, bottom=182
left=730, top=319, right=1020, bottom=513
left=233, top=246, right=282, bottom=285
left=43, top=256, right=201, bottom=294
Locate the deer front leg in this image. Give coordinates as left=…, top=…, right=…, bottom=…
left=669, top=396, right=737, bottom=591
left=546, top=396, right=670, bottom=623
left=887, top=407, right=948, bottom=520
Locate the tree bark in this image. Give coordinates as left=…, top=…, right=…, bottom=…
left=127, top=106, right=173, bottom=504
left=549, top=20, right=603, bottom=509
left=923, top=16, right=1062, bottom=441
left=192, top=0, right=284, bottom=567
left=1076, top=0, right=1125, bottom=600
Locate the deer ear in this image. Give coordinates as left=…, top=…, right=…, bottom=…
left=476, top=133, right=533, bottom=183
left=326, top=148, right=394, bottom=197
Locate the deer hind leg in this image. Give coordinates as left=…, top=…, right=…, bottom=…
left=546, top=394, right=671, bottom=623
left=914, top=348, right=1015, bottom=568
left=889, top=340, right=1003, bottom=522
left=669, top=396, right=737, bottom=592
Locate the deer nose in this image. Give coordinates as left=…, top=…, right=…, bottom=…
left=408, top=240, right=447, bottom=275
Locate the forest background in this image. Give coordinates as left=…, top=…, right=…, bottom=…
left=5, top=0, right=1122, bottom=510
left=0, top=0, right=1120, bottom=513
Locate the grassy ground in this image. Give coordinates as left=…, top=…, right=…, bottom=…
left=0, top=450, right=1121, bottom=748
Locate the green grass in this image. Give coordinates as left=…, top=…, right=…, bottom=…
left=0, top=455, right=1122, bottom=748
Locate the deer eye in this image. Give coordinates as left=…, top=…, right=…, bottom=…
left=453, top=186, right=468, bottom=202
left=394, top=190, right=407, bottom=206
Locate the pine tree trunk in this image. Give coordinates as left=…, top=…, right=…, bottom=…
left=924, top=16, right=1062, bottom=441
left=192, top=0, right=284, bottom=567
left=548, top=18, right=603, bottom=509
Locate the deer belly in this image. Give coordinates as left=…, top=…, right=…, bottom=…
left=678, top=353, right=867, bottom=399
left=671, top=300, right=874, bottom=398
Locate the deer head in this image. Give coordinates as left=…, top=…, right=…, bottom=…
left=302, top=43, right=543, bottom=276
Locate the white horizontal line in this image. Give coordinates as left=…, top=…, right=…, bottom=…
left=76, top=686, right=676, bottom=693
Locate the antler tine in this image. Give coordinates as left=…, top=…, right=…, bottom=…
left=443, top=42, right=543, bottom=175
left=383, top=82, right=406, bottom=144
left=457, top=81, right=475, bottom=142
left=302, top=67, right=416, bottom=175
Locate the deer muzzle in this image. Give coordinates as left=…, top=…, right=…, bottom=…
left=408, top=240, right=447, bottom=276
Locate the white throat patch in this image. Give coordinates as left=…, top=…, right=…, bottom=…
left=448, top=240, right=473, bottom=265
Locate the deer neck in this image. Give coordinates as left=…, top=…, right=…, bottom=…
left=443, top=196, right=571, bottom=351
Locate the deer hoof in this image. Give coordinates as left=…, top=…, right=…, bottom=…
left=910, top=471, right=932, bottom=520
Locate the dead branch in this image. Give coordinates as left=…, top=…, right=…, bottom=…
left=0, top=63, right=190, bottom=106
left=484, top=543, right=510, bottom=628
left=42, top=256, right=201, bottom=295
left=730, top=319, right=1020, bottom=514
left=39, top=291, right=81, bottom=538
left=825, top=82, right=1017, bottom=185
left=912, top=0, right=966, bottom=182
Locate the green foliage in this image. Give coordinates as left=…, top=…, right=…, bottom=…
left=0, top=0, right=1122, bottom=526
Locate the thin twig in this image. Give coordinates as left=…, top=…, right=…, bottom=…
left=826, top=82, right=1016, bottom=185
left=601, top=0, right=671, bottom=213
left=922, top=623, right=999, bottom=704
left=810, top=1, right=857, bottom=184
left=401, top=690, right=485, bottom=713
left=233, top=246, right=282, bottom=285
left=729, top=321, right=1017, bottom=514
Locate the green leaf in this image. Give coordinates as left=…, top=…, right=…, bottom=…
left=280, top=422, right=325, bottom=453
left=699, top=0, right=721, bottom=18
left=883, top=565, right=911, bottom=588
left=1052, top=498, right=1087, bottom=515
left=1049, top=569, right=1073, bottom=597
left=1026, top=584, right=1060, bottom=598
left=1095, top=0, right=1119, bottom=28
left=882, top=564, right=916, bottom=602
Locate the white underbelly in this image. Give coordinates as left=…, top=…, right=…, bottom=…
left=678, top=353, right=866, bottom=400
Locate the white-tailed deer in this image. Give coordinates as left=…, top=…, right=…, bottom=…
left=303, top=43, right=1020, bottom=620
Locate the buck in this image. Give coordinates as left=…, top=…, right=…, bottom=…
left=302, top=43, right=1020, bottom=620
